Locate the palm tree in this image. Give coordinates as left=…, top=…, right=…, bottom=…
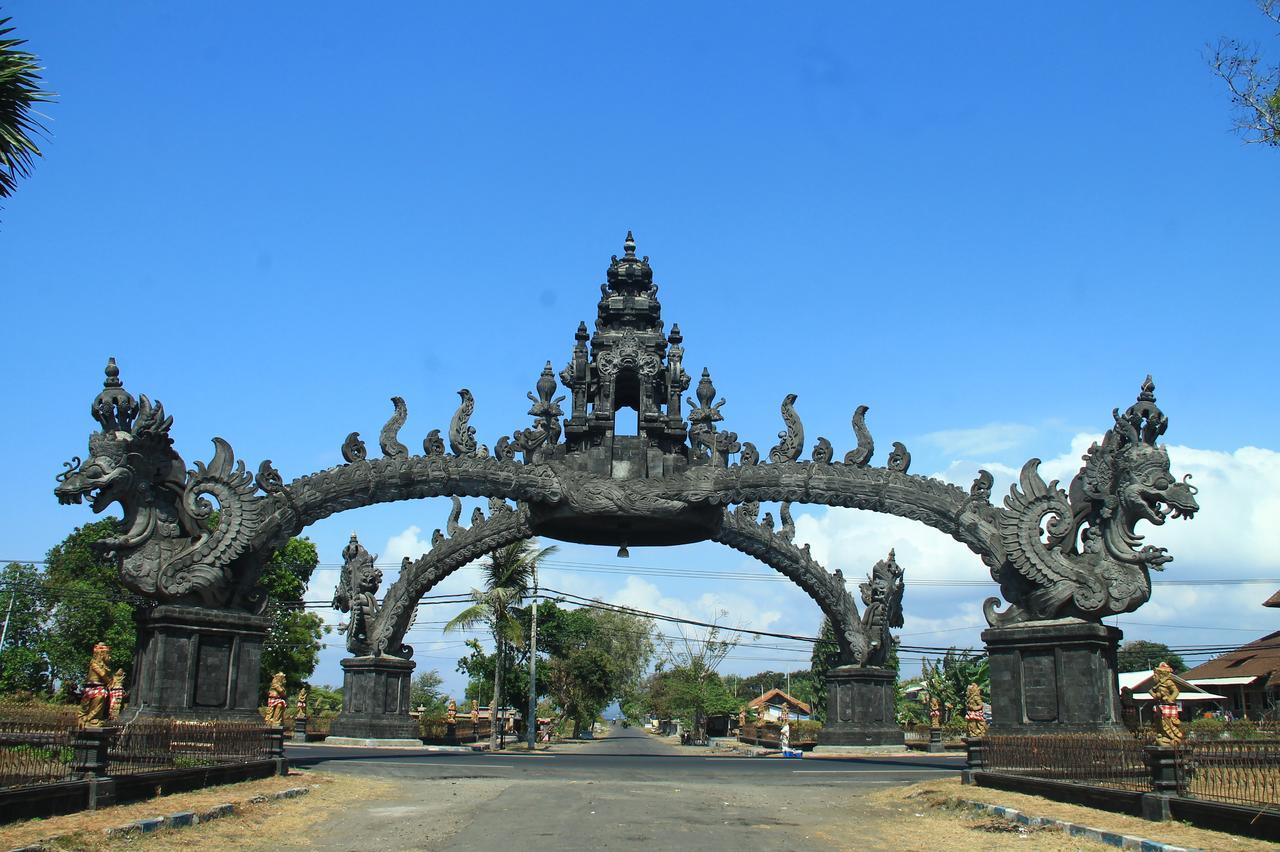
left=445, top=539, right=558, bottom=751
left=0, top=15, right=54, bottom=204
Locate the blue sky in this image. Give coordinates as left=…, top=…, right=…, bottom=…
left=3, top=2, right=1278, bottom=697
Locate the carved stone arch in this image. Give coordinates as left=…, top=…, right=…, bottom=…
left=366, top=501, right=534, bottom=658
left=712, top=505, right=868, bottom=666
left=364, top=496, right=878, bottom=671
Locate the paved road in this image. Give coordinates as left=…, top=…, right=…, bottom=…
left=282, top=727, right=964, bottom=850
left=287, top=726, right=961, bottom=786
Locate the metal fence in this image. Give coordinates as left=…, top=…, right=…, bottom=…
left=0, top=716, right=78, bottom=789
left=983, top=733, right=1154, bottom=793
left=1177, top=739, right=1280, bottom=808
left=108, top=718, right=273, bottom=775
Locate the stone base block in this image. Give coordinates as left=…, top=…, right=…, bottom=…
left=328, top=656, right=418, bottom=741
left=817, top=666, right=905, bottom=748
left=982, top=618, right=1124, bottom=734
left=131, top=605, right=270, bottom=721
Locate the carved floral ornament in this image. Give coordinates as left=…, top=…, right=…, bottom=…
left=54, top=237, right=1198, bottom=664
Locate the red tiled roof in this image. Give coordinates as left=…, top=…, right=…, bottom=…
left=746, top=688, right=811, bottom=716
left=1264, top=588, right=1280, bottom=608
left=1182, top=630, right=1280, bottom=681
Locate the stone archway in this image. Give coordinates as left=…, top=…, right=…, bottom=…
left=54, top=234, right=1198, bottom=737
left=326, top=493, right=904, bottom=743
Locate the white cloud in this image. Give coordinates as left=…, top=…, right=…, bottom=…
left=920, top=422, right=1037, bottom=457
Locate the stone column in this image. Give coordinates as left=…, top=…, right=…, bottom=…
left=70, top=725, right=118, bottom=809
left=131, top=604, right=270, bottom=721
left=814, top=665, right=905, bottom=751
left=982, top=619, right=1124, bottom=734
left=327, top=655, right=419, bottom=744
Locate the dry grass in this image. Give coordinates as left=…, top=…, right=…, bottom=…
left=876, top=777, right=1277, bottom=851
left=0, top=771, right=381, bottom=851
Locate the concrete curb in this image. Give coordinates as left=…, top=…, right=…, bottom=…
left=953, top=797, right=1202, bottom=851
left=4, top=786, right=313, bottom=851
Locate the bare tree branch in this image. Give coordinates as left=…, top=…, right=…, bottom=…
left=1207, top=3, right=1280, bottom=146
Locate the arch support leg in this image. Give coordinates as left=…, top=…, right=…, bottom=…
left=813, top=666, right=904, bottom=751
left=131, top=605, right=270, bottom=721
left=327, top=656, right=419, bottom=744
left=982, top=621, right=1125, bottom=734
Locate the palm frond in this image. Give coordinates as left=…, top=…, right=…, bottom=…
left=0, top=17, right=55, bottom=199
left=443, top=603, right=491, bottom=633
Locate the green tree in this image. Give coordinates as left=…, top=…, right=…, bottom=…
left=541, top=605, right=654, bottom=736
left=445, top=539, right=558, bottom=750
left=0, top=15, right=53, bottom=204
left=257, top=536, right=327, bottom=696
left=1117, top=640, right=1187, bottom=674
left=647, top=619, right=739, bottom=739
left=409, top=669, right=448, bottom=717
left=41, top=519, right=136, bottom=695
left=0, top=561, right=49, bottom=694
left=921, top=649, right=989, bottom=723
left=1209, top=0, right=1280, bottom=146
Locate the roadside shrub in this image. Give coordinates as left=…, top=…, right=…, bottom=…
left=791, top=720, right=822, bottom=740
left=1226, top=718, right=1261, bottom=740
left=1186, top=716, right=1226, bottom=740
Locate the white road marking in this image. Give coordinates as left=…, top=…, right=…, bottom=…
left=338, top=760, right=517, bottom=768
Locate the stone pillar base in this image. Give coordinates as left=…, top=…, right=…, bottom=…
left=816, top=666, right=904, bottom=748
left=329, top=656, right=418, bottom=740
left=982, top=618, right=1124, bottom=734
left=131, top=604, right=270, bottom=721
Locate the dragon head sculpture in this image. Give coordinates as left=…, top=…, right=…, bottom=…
left=988, top=376, right=1199, bottom=626
left=54, top=359, right=270, bottom=610
left=1072, top=375, right=1199, bottom=568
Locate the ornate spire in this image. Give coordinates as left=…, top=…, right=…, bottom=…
left=1116, top=375, right=1167, bottom=446
left=606, top=230, right=654, bottom=293
left=91, top=357, right=139, bottom=433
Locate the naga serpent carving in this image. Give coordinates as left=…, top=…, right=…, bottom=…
left=55, top=239, right=1197, bottom=643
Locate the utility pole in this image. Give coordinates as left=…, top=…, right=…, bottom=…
left=0, top=586, right=15, bottom=659
left=527, top=561, right=538, bottom=749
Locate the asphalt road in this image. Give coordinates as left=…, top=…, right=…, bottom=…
left=279, top=728, right=967, bottom=850
left=286, top=726, right=963, bottom=787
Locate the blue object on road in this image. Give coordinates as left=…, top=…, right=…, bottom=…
left=782, top=748, right=803, bottom=759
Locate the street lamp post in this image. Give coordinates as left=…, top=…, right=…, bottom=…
left=527, top=562, right=538, bottom=749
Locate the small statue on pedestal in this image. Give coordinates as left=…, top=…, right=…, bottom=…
left=928, top=695, right=942, bottom=729
left=79, top=643, right=111, bottom=726
left=108, top=668, right=126, bottom=720
left=447, top=698, right=457, bottom=724
left=470, top=699, right=479, bottom=724
left=1149, top=662, right=1183, bottom=746
left=264, top=672, right=287, bottom=726
left=295, top=686, right=309, bottom=720
left=964, top=683, right=987, bottom=738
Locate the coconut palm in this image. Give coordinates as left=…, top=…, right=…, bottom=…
left=445, top=539, right=558, bottom=750
left=0, top=15, right=53, bottom=203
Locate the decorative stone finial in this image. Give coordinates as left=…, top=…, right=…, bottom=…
left=91, top=357, right=139, bottom=433
left=1117, top=374, right=1167, bottom=446
left=607, top=231, right=653, bottom=292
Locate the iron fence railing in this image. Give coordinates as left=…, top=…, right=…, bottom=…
left=107, top=718, right=273, bottom=775
left=0, top=717, right=78, bottom=789
left=983, top=733, right=1154, bottom=793
left=1177, top=739, right=1280, bottom=808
